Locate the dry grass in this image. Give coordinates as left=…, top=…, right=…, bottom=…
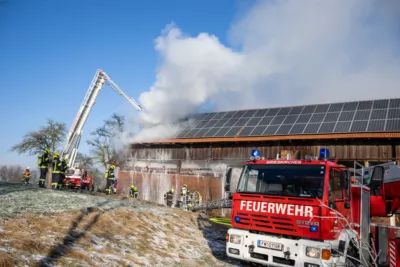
left=0, top=184, right=240, bottom=267
left=0, top=252, right=13, bottom=267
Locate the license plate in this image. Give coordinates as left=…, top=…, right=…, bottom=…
left=257, top=240, right=283, bottom=251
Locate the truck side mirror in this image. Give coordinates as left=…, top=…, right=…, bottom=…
left=225, top=168, right=232, bottom=193
left=339, top=171, right=348, bottom=190
left=369, top=166, right=385, bottom=194
left=225, top=184, right=230, bottom=191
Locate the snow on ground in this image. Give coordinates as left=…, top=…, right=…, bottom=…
left=0, top=182, right=243, bottom=267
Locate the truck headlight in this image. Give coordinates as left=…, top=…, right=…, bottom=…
left=306, top=247, right=320, bottom=258
left=229, top=234, right=242, bottom=244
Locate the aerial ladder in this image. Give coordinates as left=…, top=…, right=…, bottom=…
left=61, top=69, right=142, bottom=168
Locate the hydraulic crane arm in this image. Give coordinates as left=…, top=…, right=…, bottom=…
left=61, top=69, right=142, bottom=168
left=101, top=71, right=142, bottom=112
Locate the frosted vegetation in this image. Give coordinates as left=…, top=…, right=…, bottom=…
left=0, top=182, right=242, bottom=267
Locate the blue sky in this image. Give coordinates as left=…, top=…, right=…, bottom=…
left=1, top=0, right=399, bottom=169
left=0, top=0, right=252, bottom=168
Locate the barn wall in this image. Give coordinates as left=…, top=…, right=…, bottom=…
left=130, top=139, right=399, bottom=162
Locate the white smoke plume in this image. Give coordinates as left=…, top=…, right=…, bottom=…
left=131, top=0, right=400, bottom=142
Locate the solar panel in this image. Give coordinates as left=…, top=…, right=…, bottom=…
left=203, top=128, right=219, bottom=137
left=289, top=124, right=306, bottom=134
left=233, top=110, right=247, bottom=118
left=278, top=107, right=292, bottom=116
left=214, top=119, right=228, bottom=127
left=289, top=106, right=304, bottom=114
left=373, top=99, right=389, bottom=109
left=386, top=120, right=400, bottom=131
left=389, top=99, right=400, bottom=109
left=224, top=111, right=237, bottom=119
left=194, top=128, right=211, bottom=137
left=259, top=116, right=274, bottom=125
left=234, top=118, right=251, bottom=127
left=388, top=108, right=400, bottom=119
left=328, top=103, right=344, bottom=112
left=297, top=114, right=312, bottom=123
left=224, top=119, right=237, bottom=127
left=204, top=120, right=219, bottom=127
left=367, top=120, right=385, bottom=132
left=225, top=127, right=241, bottom=137
left=215, top=112, right=228, bottom=120
left=318, top=122, right=336, bottom=133
left=176, top=129, right=190, bottom=138
left=334, top=121, right=351, bottom=133
left=247, top=117, right=263, bottom=126
left=357, top=101, right=373, bottom=110
left=283, top=115, right=299, bottom=124
left=276, top=124, right=292, bottom=135
left=303, top=123, right=321, bottom=134
left=370, top=109, right=387, bottom=120
left=302, top=105, right=317, bottom=114
left=271, top=116, right=286, bottom=125
left=315, top=104, right=330, bottom=113
left=254, top=109, right=269, bottom=117
left=266, top=108, right=280, bottom=116
left=179, top=98, right=400, bottom=139
left=243, top=110, right=258, bottom=117
left=342, top=102, right=358, bottom=111
left=310, top=113, right=325, bottom=123
left=239, top=127, right=255, bottom=136
left=350, top=121, right=368, bottom=132
left=184, top=129, right=201, bottom=138
left=338, top=111, right=354, bottom=121
left=354, top=110, right=371, bottom=121
left=263, top=125, right=279, bottom=135
left=214, top=127, right=231, bottom=137
left=250, top=126, right=267, bottom=136
left=323, top=112, right=340, bottom=122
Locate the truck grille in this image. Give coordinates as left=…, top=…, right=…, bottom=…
left=236, top=212, right=295, bottom=232
left=233, top=194, right=320, bottom=237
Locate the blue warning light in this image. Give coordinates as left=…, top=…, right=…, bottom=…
left=310, top=225, right=318, bottom=232
left=319, top=148, right=330, bottom=160
left=234, top=216, right=241, bottom=223
left=251, top=149, right=260, bottom=158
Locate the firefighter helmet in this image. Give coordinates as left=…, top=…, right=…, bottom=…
left=171, top=188, right=174, bottom=193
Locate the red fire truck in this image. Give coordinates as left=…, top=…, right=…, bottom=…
left=65, top=168, right=93, bottom=190
left=226, top=148, right=400, bottom=267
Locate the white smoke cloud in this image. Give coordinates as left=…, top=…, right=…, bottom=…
left=131, top=0, right=400, bottom=142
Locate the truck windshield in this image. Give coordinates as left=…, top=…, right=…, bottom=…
left=237, top=164, right=325, bottom=198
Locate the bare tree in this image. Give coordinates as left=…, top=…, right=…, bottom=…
left=0, top=165, right=7, bottom=181
left=10, top=119, right=67, bottom=156
left=10, top=119, right=67, bottom=187
left=87, top=113, right=125, bottom=170
left=75, top=152, right=94, bottom=169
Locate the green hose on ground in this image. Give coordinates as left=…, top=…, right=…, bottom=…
left=209, top=217, right=232, bottom=226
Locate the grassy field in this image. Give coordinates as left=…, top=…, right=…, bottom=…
left=0, top=182, right=242, bottom=267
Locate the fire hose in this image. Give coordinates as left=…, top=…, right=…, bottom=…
left=187, top=198, right=232, bottom=212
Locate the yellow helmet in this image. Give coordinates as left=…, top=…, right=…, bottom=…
left=44, top=148, right=50, bottom=153
left=131, top=185, right=135, bottom=189
left=171, top=188, right=174, bottom=193
left=54, top=152, right=60, bottom=158
left=183, top=184, right=187, bottom=188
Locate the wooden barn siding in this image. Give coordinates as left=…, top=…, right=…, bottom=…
left=131, top=141, right=399, bottom=161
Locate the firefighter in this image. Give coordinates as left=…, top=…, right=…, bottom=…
left=22, top=167, right=31, bottom=185
left=52, top=152, right=63, bottom=190
left=130, top=184, right=138, bottom=198
left=37, top=148, right=50, bottom=188
left=59, top=158, right=68, bottom=190
left=164, top=188, right=174, bottom=207
left=105, top=163, right=116, bottom=195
